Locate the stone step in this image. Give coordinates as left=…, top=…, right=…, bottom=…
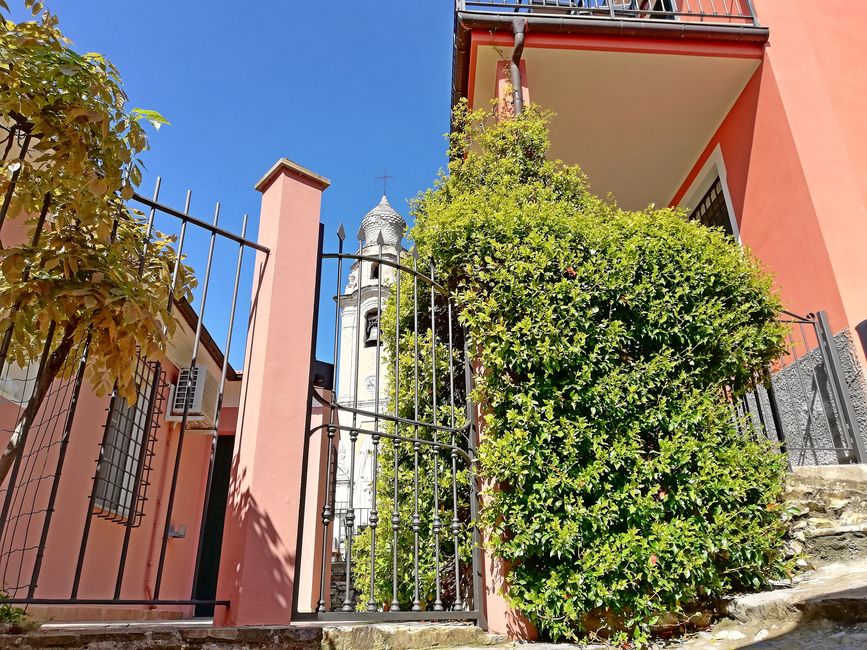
left=322, top=623, right=507, bottom=650
left=0, top=622, right=506, bottom=650
left=726, top=560, right=867, bottom=626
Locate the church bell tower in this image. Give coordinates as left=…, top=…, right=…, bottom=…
left=333, top=195, right=407, bottom=541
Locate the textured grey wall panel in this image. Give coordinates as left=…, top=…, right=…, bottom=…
left=747, top=329, right=867, bottom=467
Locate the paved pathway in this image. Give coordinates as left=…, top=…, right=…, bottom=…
left=670, top=621, right=867, bottom=649
left=477, top=622, right=867, bottom=649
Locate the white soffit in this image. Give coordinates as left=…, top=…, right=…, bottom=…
left=472, top=44, right=760, bottom=210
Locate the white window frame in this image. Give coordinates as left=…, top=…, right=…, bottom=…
left=677, top=144, right=741, bottom=243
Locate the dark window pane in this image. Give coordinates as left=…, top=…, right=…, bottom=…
left=689, top=177, right=733, bottom=236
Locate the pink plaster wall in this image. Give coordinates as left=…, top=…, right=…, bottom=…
left=672, top=3, right=867, bottom=355
left=0, top=357, right=213, bottom=616
left=753, top=1, right=867, bottom=348
left=670, top=62, right=848, bottom=333
left=0, top=185, right=236, bottom=617
left=215, top=159, right=329, bottom=626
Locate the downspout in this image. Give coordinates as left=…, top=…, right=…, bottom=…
left=510, top=18, right=527, bottom=114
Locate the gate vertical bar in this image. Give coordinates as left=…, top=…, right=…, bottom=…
left=463, top=326, right=485, bottom=625
left=448, top=301, right=462, bottom=611
left=146, top=186, right=191, bottom=598
left=798, top=321, right=839, bottom=458
left=390, top=242, right=402, bottom=612
left=317, top=225, right=344, bottom=612
left=786, top=329, right=813, bottom=465
left=340, top=234, right=364, bottom=611
left=763, top=368, right=790, bottom=468
left=154, top=200, right=219, bottom=598
left=112, top=176, right=166, bottom=596
left=430, top=263, right=443, bottom=611
left=367, top=234, right=385, bottom=612
left=27, top=330, right=92, bottom=597
left=190, top=214, right=249, bottom=600
left=816, top=311, right=866, bottom=463
left=410, top=247, right=421, bottom=612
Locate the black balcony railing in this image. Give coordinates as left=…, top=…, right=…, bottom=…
left=457, top=0, right=760, bottom=28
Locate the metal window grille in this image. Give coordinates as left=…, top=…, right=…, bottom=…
left=93, top=357, right=164, bottom=526
left=689, top=177, right=733, bottom=236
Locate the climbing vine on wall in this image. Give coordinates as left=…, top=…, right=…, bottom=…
left=377, top=102, right=790, bottom=644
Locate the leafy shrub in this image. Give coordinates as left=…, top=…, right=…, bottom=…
left=402, top=102, right=789, bottom=643
left=0, top=592, right=26, bottom=631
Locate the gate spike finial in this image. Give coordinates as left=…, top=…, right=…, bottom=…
left=337, top=223, right=346, bottom=241
left=411, top=245, right=419, bottom=260
left=376, top=231, right=385, bottom=247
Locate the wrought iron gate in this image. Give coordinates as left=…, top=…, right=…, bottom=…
left=300, top=225, right=484, bottom=623
left=0, top=132, right=266, bottom=613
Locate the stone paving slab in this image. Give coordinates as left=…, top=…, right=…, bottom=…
left=321, top=622, right=507, bottom=649
left=671, top=620, right=867, bottom=649
left=0, top=625, right=323, bottom=649
left=726, top=560, right=867, bottom=625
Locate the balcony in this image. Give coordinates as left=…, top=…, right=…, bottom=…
left=456, top=0, right=763, bottom=30
left=452, top=0, right=769, bottom=210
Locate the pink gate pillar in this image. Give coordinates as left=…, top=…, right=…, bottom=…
left=215, top=158, right=330, bottom=626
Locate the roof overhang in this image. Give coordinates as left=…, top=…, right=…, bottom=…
left=452, top=15, right=768, bottom=209
left=452, top=11, right=769, bottom=107
left=171, top=298, right=241, bottom=381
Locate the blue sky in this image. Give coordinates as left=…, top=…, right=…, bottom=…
left=41, top=1, right=456, bottom=367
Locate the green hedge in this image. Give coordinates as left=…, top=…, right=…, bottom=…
left=404, top=103, right=790, bottom=643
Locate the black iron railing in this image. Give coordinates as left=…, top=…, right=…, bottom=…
left=733, top=311, right=867, bottom=468
left=0, top=135, right=267, bottom=611
left=457, top=0, right=760, bottom=27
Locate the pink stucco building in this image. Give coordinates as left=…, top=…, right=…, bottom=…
left=453, top=0, right=867, bottom=371
left=1, top=1, right=866, bottom=640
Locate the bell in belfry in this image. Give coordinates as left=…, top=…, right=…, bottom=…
left=365, top=312, right=380, bottom=346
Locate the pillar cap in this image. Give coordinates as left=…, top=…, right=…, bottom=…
left=255, top=158, right=331, bottom=193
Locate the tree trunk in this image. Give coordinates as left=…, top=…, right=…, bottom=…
left=0, top=324, right=78, bottom=488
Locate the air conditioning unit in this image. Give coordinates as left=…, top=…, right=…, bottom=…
left=165, top=365, right=217, bottom=431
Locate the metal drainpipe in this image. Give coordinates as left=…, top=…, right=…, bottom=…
left=510, top=18, right=526, bottom=115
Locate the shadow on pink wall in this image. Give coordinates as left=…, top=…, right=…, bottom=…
left=216, top=455, right=296, bottom=621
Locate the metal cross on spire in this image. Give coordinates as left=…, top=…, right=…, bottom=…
left=374, top=168, right=395, bottom=195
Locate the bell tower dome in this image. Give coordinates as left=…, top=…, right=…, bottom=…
left=359, top=195, right=406, bottom=249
